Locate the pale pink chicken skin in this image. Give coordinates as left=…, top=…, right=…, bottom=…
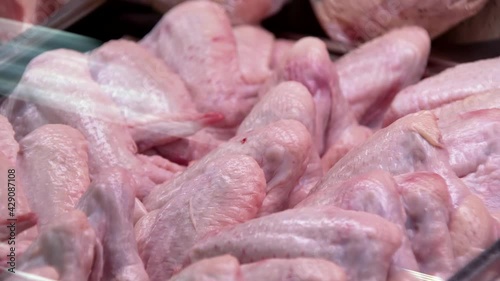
left=133, top=198, right=148, bottom=225
left=311, top=0, right=488, bottom=45
left=189, top=206, right=402, bottom=281
left=307, top=108, right=499, bottom=274
left=238, top=82, right=316, bottom=135
left=0, top=49, right=175, bottom=199
left=169, top=255, right=244, bottom=281
left=145, top=119, right=312, bottom=216
left=384, top=57, right=500, bottom=126
left=141, top=1, right=259, bottom=128
left=0, top=115, right=19, bottom=164
left=136, top=154, right=266, bottom=280
left=233, top=25, right=274, bottom=85
left=311, top=111, right=470, bottom=207
left=18, top=124, right=90, bottom=230
left=336, top=26, right=430, bottom=128
left=321, top=125, right=373, bottom=172
left=440, top=109, right=500, bottom=217
left=431, top=93, right=500, bottom=220
left=0, top=210, right=103, bottom=281
left=395, top=172, right=455, bottom=278
left=0, top=0, right=69, bottom=24
left=217, top=119, right=313, bottom=215
left=270, top=39, right=294, bottom=69
left=242, top=258, right=347, bottom=281
left=272, top=37, right=334, bottom=153
left=88, top=39, right=223, bottom=151
left=0, top=101, right=49, bottom=143
left=0, top=0, right=70, bottom=43
left=433, top=90, right=500, bottom=127
left=237, top=82, right=323, bottom=208
left=170, top=255, right=348, bottom=281
left=270, top=37, right=372, bottom=163
left=288, top=149, right=323, bottom=208
left=149, top=25, right=274, bottom=165
left=77, top=168, right=149, bottom=281
left=296, top=170, right=419, bottom=276
left=149, top=0, right=288, bottom=25
left=450, top=193, right=499, bottom=268
left=155, top=128, right=227, bottom=166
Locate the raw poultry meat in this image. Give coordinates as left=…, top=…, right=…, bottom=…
left=0, top=210, right=102, bottom=281
left=320, top=125, right=373, bottom=172
left=77, top=168, right=149, bottom=281
left=153, top=35, right=304, bottom=165
left=440, top=109, right=500, bottom=178
left=0, top=115, right=20, bottom=164
left=440, top=109, right=500, bottom=218
left=237, top=82, right=323, bottom=207
left=270, top=39, right=294, bottom=69
left=271, top=37, right=335, bottom=154
left=296, top=170, right=419, bottom=276
left=395, top=172, right=455, bottom=278
left=319, top=111, right=447, bottom=185
left=312, top=111, right=470, bottom=206
left=233, top=25, right=274, bottom=85
left=297, top=167, right=489, bottom=279
left=147, top=0, right=288, bottom=25
left=1, top=101, right=49, bottom=143
left=449, top=193, right=499, bottom=267
left=155, top=128, right=227, bottom=166
left=241, top=258, right=347, bottom=281
left=2, top=0, right=500, bottom=279
left=0, top=49, right=175, bottom=199
left=168, top=255, right=243, bottom=281
left=0, top=0, right=70, bottom=42
left=34, top=0, right=70, bottom=23
left=170, top=255, right=347, bottom=281
left=141, top=0, right=260, bottom=128
left=221, top=120, right=313, bottom=215
left=88, top=39, right=223, bottom=151
left=0, top=0, right=69, bottom=23
left=433, top=95, right=500, bottom=220
left=238, top=82, right=316, bottom=136
left=189, top=206, right=402, bottom=281
left=146, top=119, right=312, bottom=215
left=0, top=0, right=26, bottom=23
left=136, top=154, right=266, bottom=280
left=133, top=198, right=148, bottom=225
left=270, top=36, right=373, bottom=167
left=18, top=124, right=90, bottom=229
left=264, top=36, right=373, bottom=174
left=434, top=90, right=500, bottom=127
left=310, top=0, right=488, bottom=45
left=336, top=26, right=430, bottom=127
left=306, top=109, right=499, bottom=272
left=141, top=3, right=290, bottom=165
left=383, top=57, right=500, bottom=126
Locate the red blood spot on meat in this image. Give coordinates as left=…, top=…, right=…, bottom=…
left=240, top=138, right=247, bottom=144
left=211, top=36, right=226, bottom=42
